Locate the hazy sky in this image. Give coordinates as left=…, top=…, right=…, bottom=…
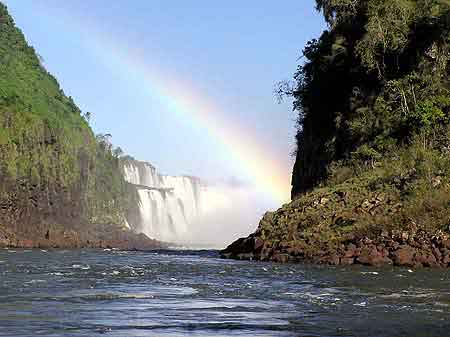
left=5, top=0, right=324, bottom=203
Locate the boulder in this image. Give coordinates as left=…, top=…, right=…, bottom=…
left=272, top=253, right=290, bottom=263
left=340, top=257, right=355, bottom=265
left=414, top=251, right=438, bottom=268
left=286, top=246, right=304, bottom=256
left=221, top=236, right=256, bottom=258
left=357, top=246, right=392, bottom=266
left=17, top=239, right=34, bottom=248
left=432, top=247, right=442, bottom=261
left=259, top=247, right=272, bottom=261
left=392, top=246, right=416, bottom=266
left=442, top=253, right=450, bottom=265
left=318, top=254, right=340, bottom=265
left=441, top=240, right=450, bottom=250
left=343, top=243, right=359, bottom=258
left=254, top=237, right=264, bottom=251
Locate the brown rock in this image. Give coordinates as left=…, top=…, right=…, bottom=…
left=286, top=246, right=304, bottom=256
left=343, top=243, right=358, bottom=258
left=340, top=257, right=355, bottom=265
left=362, top=237, right=373, bottom=245
left=392, top=246, right=416, bottom=266
left=319, top=254, right=340, bottom=265
left=357, top=246, right=392, bottom=266
left=415, top=251, right=438, bottom=268
left=254, top=237, right=264, bottom=251
left=259, top=248, right=272, bottom=260
left=441, top=240, right=450, bottom=250
left=442, top=253, right=450, bottom=265
left=432, top=247, right=442, bottom=261
left=272, top=253, right=290, bottom=263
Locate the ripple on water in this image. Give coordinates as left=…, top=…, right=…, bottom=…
left=0, top=250, right=448, bottom=337
left=70, top=264, right=90, bottom=270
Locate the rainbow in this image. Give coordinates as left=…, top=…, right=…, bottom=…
left=53, top=12, right=292, bottom=204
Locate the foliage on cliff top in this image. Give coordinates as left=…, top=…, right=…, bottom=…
left=0, top=3, right=87, bottom=127
left=281, top=0, right=450, bottom=198
left=0, top=2, right=92, bottom=185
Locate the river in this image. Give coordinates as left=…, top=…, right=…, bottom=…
left=0, top=249, right=448, bottom=336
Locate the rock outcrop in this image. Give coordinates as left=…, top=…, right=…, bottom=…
left=222, top=174, right=450, bottom=268
left=0, top=222, right=167, bottom=250
left=222, top=226, right=450, bottom=268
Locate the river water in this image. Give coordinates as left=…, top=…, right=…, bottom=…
left=0, top=249, right=448, bottom=337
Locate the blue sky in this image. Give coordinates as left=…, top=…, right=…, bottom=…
left=5, top=0, right=324, bottom=190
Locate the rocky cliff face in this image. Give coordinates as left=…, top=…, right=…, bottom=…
left=0, top=3, right=163, bottom=249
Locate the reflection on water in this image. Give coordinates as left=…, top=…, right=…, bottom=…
left=0, top=249, right=448, bottom=337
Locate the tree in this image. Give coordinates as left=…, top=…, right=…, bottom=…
left=96, top=133, right=113, bottom=153
left=113, top=147, right=124, bottom=158
left=286, top=0, right=450, bottom=198
left=83, top=111, right=92, bottom=122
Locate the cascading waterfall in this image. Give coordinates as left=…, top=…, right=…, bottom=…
left=122, top=160, right=209, bottom=243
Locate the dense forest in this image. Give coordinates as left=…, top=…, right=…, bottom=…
left=0, top=3, right=153, bottom=248
left=285, top=0, right=450, bottom=197
left=224, top=0, right=450, bottom=267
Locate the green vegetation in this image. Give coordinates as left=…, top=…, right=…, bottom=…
left=277, top=0, right=450, bottom=198
left=276, top=0, right=450, bottom=247
left=0, top=2, right=90, bottom=188
left=262, top=134, right=450, bottom=248
left=0, top=2, right=136, bottom=230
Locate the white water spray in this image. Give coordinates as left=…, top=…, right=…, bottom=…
left=123, top=160, right=269, bottom=247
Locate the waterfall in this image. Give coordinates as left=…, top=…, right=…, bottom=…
left=122, top=160, right=204, bottom=243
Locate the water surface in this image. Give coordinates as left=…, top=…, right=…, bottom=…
left=0, top=249, right=448, bottom=336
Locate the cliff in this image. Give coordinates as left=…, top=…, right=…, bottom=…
left=223, top=0, right=450, bottom=267
left=0, top=3, right=164, bottom=249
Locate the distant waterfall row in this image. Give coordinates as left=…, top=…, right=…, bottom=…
left=122, top=160, right=208, bottom=243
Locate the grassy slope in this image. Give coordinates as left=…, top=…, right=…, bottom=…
left=0, top=3, right=93, bottom=187
left=0, top=2, right=139, bottom=240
